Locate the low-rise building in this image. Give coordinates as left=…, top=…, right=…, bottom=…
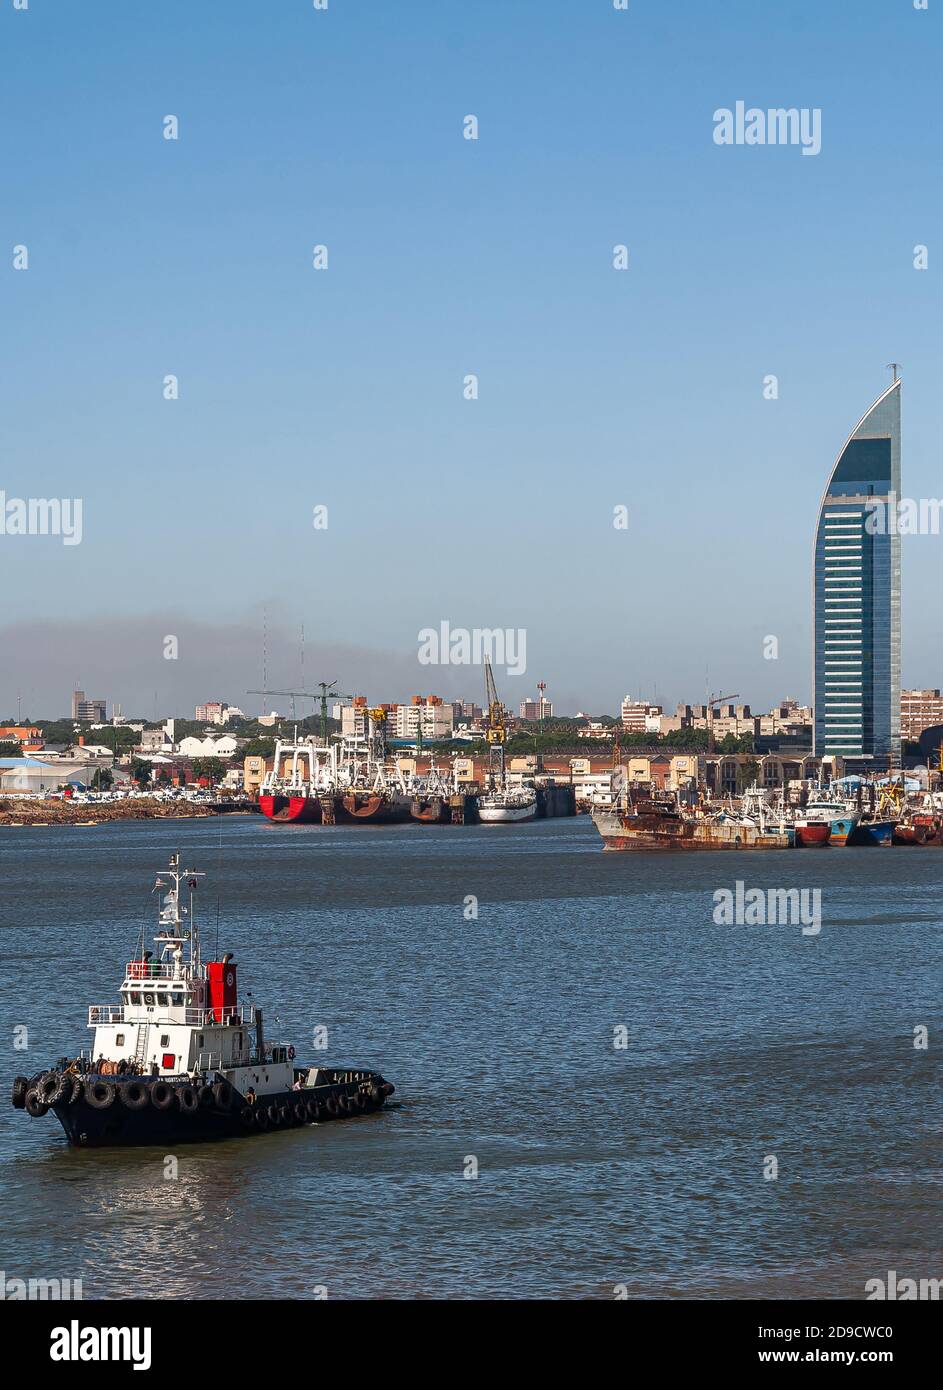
left=519, top=696, right=553, bottom=721
left=177, top=735, right=240, bottom=759
left=621, top=698, right=662, bottom=732
left=76, top=699, right=106, bottom=723
left=901, top=689, right=943, bottom=741
left=137, top=728, right=174, bottom=754
left=195, top=701, right=228, bottom=725
left=391, top=696, right=454, bottom=741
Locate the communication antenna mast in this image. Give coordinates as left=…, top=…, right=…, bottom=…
left=260, top=606, right=268, bottom=716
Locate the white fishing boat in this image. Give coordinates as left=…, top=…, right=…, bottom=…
left=478, top=787, right=538, bottom=823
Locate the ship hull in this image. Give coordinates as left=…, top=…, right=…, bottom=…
left=478, top=803, right=537, bottom=824
left=409, top=797, right=450, bottom=823
left=593, top=812, right=790, bottom=850
left=828, top=815, right=858, bottom=846
left=336, top=792, right=411, bottom=824
left=258, top=793, right=322, bottom=824
left=795, top=822, right=831, bottom=847
left=848, top=820, right=896, bottom=846
left=893, top=823, right=928, bottom=845
left=33, top=1070, right=393, bottom=1148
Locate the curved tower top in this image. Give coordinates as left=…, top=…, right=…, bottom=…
left=820, top=377, right=901, bottom=503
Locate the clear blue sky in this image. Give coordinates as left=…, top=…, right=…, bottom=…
left=2, top=0, right=941, bottom=719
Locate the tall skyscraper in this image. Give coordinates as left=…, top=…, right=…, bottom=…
left=813, top=375, right=901, bottom=763
left=71, top=688, right=85, bottom=721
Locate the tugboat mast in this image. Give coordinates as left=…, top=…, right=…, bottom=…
left=157, top=852, right=205, bottom=976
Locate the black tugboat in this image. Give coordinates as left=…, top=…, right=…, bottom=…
left=10, top=854, right=394, bottom=1147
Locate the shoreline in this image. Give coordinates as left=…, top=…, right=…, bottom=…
left=0, top=798, right=253, bottom=828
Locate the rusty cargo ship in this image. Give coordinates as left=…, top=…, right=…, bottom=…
left=592, top=790, right=792, bottom=851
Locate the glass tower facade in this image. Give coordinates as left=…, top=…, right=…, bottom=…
left=813, top=380, right=901, bottom=763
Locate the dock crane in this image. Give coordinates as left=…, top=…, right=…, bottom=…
left=484, top=657, right=507, bottom=787
left=246, top=680, right=354, bottom=741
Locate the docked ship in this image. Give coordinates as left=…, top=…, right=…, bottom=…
left=257, top=737, right=336, bottom=824
left=408, top=760, right=454, bottom=823
left=478, top=786, right=538, bottom=824
left=334, top=722, right=412, bottom=823
left=790, top=786, right=866, bottom=847
left=894, top=792, right=943, bottom=845
left=11, top=854, right=394, bottom=1146
left=592, top=787, right=791, bottom=850
left=258, top=713, right=412, bottom=826
left=848, top=816, right=896, bottom=846
left=847, top=780, right=902, bottom=845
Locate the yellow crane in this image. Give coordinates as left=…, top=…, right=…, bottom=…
left=484, top=658, right=507, bottom=786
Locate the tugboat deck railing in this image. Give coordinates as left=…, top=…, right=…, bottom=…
left=125, top=962, right=194, bottom=982
left=88, top=1004, right=256, bottom=1027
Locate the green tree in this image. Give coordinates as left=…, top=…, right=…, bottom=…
left=91, top=767, right=114, bottom=791
left=0, top=741, right=22, bottom=758
left=191, top=757, right=226, bottom=784
left=240, top=738, right=276, bottom=759
left=130, top=759, right=152, bottom=788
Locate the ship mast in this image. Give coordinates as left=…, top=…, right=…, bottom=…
left=160, top=852, right=206, bottom=974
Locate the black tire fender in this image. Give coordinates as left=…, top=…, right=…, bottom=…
left=177, top=1085, right=198, bottom=1115
left=85, top=1080, right=116, bottom=1110
left=119, top=1080, right=149, bottom=1111
left=150, top=1082, right=174, bottom=1111
left=11, top=1076, right=28, bottom=1110
left=39, top=1072, right=69, bottom=1106
left=25, top=1089, right=49, bottom=1118
left=212, top=1081, right=234, bottom=1111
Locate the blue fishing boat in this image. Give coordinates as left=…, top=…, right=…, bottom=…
left=848, top=818, right=895, bottom=846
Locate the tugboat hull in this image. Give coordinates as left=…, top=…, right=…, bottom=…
left=20, top=1070, right=394, bottom=1148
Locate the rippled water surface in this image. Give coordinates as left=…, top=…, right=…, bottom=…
left=2, top=816, right=941, bottom=1299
